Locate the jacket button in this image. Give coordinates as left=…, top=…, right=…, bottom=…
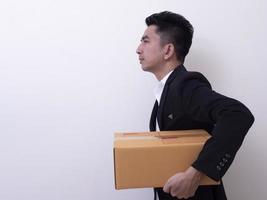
left=225, top=153, right=231, bottom=158
left=216, top=166, right=221, bottom=171
left=219, top=162, right=225, bottom=167
left=223, top=158, right=228, bottom=162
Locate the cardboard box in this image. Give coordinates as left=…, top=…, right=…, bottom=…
left=113, top=129, right=219, bottom=189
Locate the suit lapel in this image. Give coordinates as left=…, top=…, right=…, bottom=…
left=157, top=65, right=187, bottom=130
left=149, top=101, right=158, bottom=131
left=157, top=84, right=169, bottom=130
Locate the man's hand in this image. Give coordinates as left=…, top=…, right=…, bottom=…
left=163, top=166, right=204, bottom=199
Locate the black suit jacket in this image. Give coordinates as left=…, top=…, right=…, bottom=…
left=150, top=65, right=254, bottom=200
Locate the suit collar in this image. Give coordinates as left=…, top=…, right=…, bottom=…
left=165, top=64, right=187, bottom=86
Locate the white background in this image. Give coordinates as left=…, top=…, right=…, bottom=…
left=0, top=0, right=266, bottom=199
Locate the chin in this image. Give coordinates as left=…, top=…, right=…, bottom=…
left=141, top=64, right=151, bottom=72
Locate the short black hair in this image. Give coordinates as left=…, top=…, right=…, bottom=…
left=145, top=11, right=194, bottom=63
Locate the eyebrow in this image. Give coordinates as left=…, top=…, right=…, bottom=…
left=141, top=35, right=149, bottom=41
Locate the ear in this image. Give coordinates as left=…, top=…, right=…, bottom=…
left=163, top=43, right=175, bottom=60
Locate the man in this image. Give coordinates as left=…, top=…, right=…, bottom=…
left=136, top=11, right=254, bottom=200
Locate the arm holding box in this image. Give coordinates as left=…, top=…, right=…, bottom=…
left=163, top=72, right=254, bottom=198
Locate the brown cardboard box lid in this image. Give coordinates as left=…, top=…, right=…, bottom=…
left=114, top=129, right=210, bottom=148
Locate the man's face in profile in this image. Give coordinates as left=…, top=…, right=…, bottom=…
left=136, top=25, right=165, bottom=73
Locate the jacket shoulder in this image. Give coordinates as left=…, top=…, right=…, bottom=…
left=171, top=69, right=212, bottom=90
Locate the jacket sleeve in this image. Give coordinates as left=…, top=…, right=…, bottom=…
left=179, top=73, right=254, bottom=181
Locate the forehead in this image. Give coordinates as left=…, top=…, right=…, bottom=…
left=142, top=25, right=160, bottom=39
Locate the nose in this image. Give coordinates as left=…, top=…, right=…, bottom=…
left=136, top=43, right=142, bottom=55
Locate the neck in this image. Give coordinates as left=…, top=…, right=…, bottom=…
left=154, top=60, right=181, bottom=81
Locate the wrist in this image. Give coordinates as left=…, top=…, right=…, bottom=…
left=186, top=166, right=204, bottom=181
